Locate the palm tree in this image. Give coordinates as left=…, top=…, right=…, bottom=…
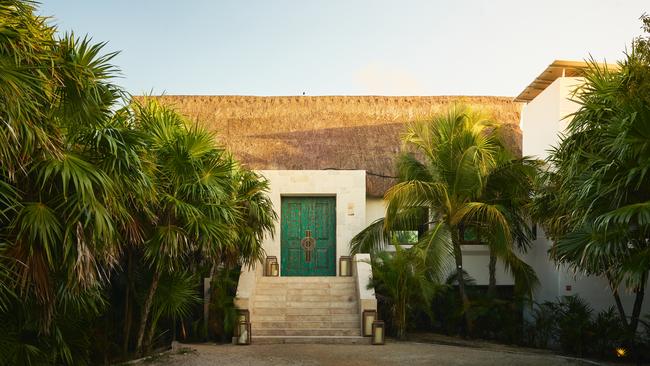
left=0, top=1, right=126, bottom=317
left=0, top=2, right=278, bottom=362
left=533, top=20, right=650, bottom=340
left=351, top=106, right=538, bottom=333
left=131, top=100, right=238, bottom=354
left=0, top=2, right=143, bottom=362
left=225, top=166, right=277, bottom=268
left=481, top=150, right=539, bottom=297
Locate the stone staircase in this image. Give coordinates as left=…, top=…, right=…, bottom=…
left=250, top=276, right=367, bottom=344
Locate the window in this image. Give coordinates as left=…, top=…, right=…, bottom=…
left=389, top=207, right=429, bottom=246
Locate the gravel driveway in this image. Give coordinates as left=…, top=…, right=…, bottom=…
left=148, top=342, right=601, bottom=366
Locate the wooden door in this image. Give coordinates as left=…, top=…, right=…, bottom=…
left=281, top=197, right=336, bottom=276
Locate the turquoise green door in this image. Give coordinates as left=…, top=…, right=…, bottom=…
left=281, top=197, right=336, bottom=276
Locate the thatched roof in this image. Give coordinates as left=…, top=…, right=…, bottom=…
left=145, top=96, right=523, bottom=197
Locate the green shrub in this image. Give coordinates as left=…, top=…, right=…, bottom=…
left=369, top=245, right=439, bottom=339
left=526, top=296, right=638, bottom=360
left=469, top=297, right=524, bottom=344
left=529, top=301, right=560, bottom=348
left=555, top=296, right=593, bottom=357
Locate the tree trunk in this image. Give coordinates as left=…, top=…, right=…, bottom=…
left=397, top=295, right=407, bottom=340
left=487, top=250, right=497, bottom=298
left=136, top=270, right=160, bottom=355
left=605, top=271, right=629, bottom=328
left=396, top=275, right=407, bottom=340
left=145, top=311, right=161, bottom=353
left=452, top=234, right=472, bottom=335
left=122, top=249, right=134, bottom=356
left=629, top=271, right=647, bottom=335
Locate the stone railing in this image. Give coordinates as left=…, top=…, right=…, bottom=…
left=353, top=253, right=377, bottom=325
left=234, top=265, right=260, bottom=312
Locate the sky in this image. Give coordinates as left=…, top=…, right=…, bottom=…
left=39, top=0, right=648, bottom=97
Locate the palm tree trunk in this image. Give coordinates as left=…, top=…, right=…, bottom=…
left=396, top=275, right=407, bottom=340
left=629, top=272, right=647, bottom=335
left=487, top=250, right=497, bottom=298
left=145, top=311, right=161, bottom=353
left=122, top=249, right=134, bottom=356
left=605, top=271, right=629, bottom=328
left=398, top=295, right=407, bottom=340
left=452, top=235, right=472, bottom=335
left=136, top=270, right=160, bottom=355
left=205, top=263, right=217, bottom=340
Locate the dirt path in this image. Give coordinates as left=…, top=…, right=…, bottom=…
left=148, top=342, right=601, bottom=366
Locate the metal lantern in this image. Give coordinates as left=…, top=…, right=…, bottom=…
left=362, top=310, right=376, bottom=337
left=236, top=321, right=251, bottom=345
left=372, top=320, right=385, bottom=345
left=270, top=261, right=279, bottom=277
left=265, top=256, right=278, bottom=276
left=234, top=309, right=250, bottom=336
left=339, top=256, right=352, bottom=277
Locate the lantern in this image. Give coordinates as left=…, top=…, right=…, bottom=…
left=372, top=320, right=385, bottom=345
left=339, top=256, right=352, bottom=277
left=236, top=321, right=251, bottom=345
left=270, top=261, right=279, bottom=277
left=233, top=309, right=250, bottom=336
left=265, top=256, right=278, bottom=276
left=362, top=310, right=376, bottom=337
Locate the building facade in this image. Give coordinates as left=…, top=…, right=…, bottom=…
left=150, top=67, right=649, bottom=341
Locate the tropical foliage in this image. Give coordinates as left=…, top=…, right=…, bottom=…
left=532, top=14, right=650, bottom=346
left=351, top=106, right=539, bottom=333
left=0, top=1, right=275, bottom=363
left=524, top=296, right=650, bottom=360
left=369, top=243, right=439, bottom=339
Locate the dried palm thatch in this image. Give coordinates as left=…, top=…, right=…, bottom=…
left=139, top=96, right=522, bottom=197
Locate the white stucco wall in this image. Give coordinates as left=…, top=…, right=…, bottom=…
left=257, top=170, right=367, bottom=276
left=457, top=246, right=514, bottom=286
left=521, top=76, right=650, bottom=315
left=523, top=227, right=650, bottom=314
left=521, top=79, right=562, bottom=161
left=365, top=197, right=386, bottom=226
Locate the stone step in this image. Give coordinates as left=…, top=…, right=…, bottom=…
left=258, top=277, right=355, bottom=284
left=253, top=301, right=357, bottom=309
left=251, top=336, right=370, bottom=345
left=255, top=284, right=356, bottom=292
left=286, top=288, right=356, bottom=295
left=253, top=294, right=287, bottom=302
left=252, top=321, right=359, bottom=329
left=254, top=294, right=356, bottom=302
left=253, top=289, right=357, bottom=297
left=254, top=307, right=358, bottom=316
left=252, top=314, right=359, bottom=322
left=252, top=328, right=362, bottom=337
